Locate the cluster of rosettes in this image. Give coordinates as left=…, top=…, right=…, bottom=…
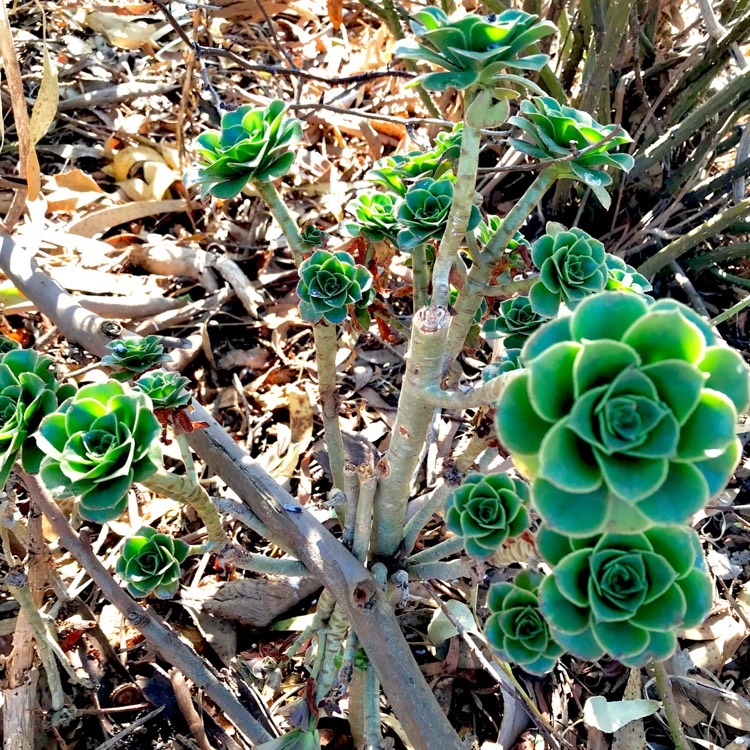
left=183, top=100, right=302, bottom=199
left=0, top=348, right=76, bottom=486
left=344, top=127, right=479, bottom=256
left=37, top=382, right=162, bottom=523
left=482, top=224, right=651, bottom=349
left=296, top=250, right=375, bottom=327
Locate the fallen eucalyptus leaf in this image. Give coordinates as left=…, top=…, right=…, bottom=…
left=583, top=696, right=661, bottom=734
left=427, top=600, right=479, bottom=644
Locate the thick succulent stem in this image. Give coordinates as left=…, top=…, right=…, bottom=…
left=432, top=123, right=482, bottom=307
left=253, top=180, right=306, bottom=266
left=352, top=473, right=377, bottom=563
left=407, top=536, right=464, bottom=564
left=445, top=169, right=557, bottom=363
left=412, top=244, right=430, bottom=310
left=371, top=307, right=451, bottom=558
left=363, top=664, right=382, bottom=749
left=652, top=660, right=692, bottom=750
left=313, top=324, right=346, bottom=491
left=142, top=468, right=227, bottom=546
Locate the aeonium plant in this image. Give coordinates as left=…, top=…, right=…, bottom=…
left=496, top=292, right=750, bottom=536
left=395, top=7, right=556, bottom=92
left=537, top=524, right=712, bottom=666
left=0, top=349, right=76, bottom=486
left=36, top=381, right=162, bottom=523
left=102, top=336, right=173, bottom=381
left=183, top=99, right=302, bottom=198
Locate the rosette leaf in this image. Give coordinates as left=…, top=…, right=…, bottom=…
left=529, top=226, right=608, bottom=317
left=300, top=225, right=329, bottom=248
left=343, top=192, right=400, bottom=244
left=396, top=177, right=481, bottom=251
left=482, top=296, right=546, bottom=348
left=0, top=336, right=20, bottom=355
left=395, top=8, right=556, bottom=92
left=445, top=473, right=529, bottom=559
left=509, top=97, right=633, bottom=208
left=605, top=255, right=652, bottom=294
left=297, top=250, right=374, bottom=325
left=116, top=526, right=189, bottom=599
left=483, top=349, right=523, bottom=381
left=496, top=292, right=750, bottom=536
left=183, top=100, right=302, bottom=198
left=134, top=370, right=191, bottom=411
left=538, top=525, right=712, bottom=666
left=0, top=349, right=76, bottom=485
left=102, top=336, right=173, bottom=381
left=485, top=570, right=564, bottom=674
left=36, top=382, right=162, bottom=523
left=367, top=126, right=463, bottom=196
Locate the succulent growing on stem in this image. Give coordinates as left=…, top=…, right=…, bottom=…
left=605, top=255, right=652, bottom=295
left=0, top=349, right=76, bottom=485
left=509, top=97, right=634, bottom=207
left=483, top=349, right=523, bottom=380
left=396, top=177, right=481, bottom=251
left=445, top=473, right=529, bottom=559
left=297, top=250, right=374, bottom=325
left=395, top=8, right=556, bottom=92
left=183, top=100, right=302, bottom=199
left=300, top=225, right=329, bottom=248
left=485, top=570, right=564, bottom=675
left=102, top=336, right=173, bottom=381
left=528, top=226, right=609, bottom=317
left=537, top=524, right=712, bottom=666
left=343, top=192, right=400, bottom=245
left=366, top=126, right=463, bottom=196
left=482, top=295, right=546, bottom=349
left=36, top=382, right=162, bottom=523
left=496, top=292, right=749, bottom=536
left=0, top=336, right=20, bottom=355
left=134, top=370, right=191, bottom=412
left=116, top=526, right=190, bottom=599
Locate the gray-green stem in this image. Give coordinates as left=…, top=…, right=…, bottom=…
left=407, top=536, right=464, bottom=564
left=401, top=482, right=453, bottom=555
left=412, top=244, right=430, bottom=310
left=445, top=169, right=558, bottom=363
left=371, top=307, right=451, bottom=558
left=432, top=123, right=482, bottom=307
left=141, top=468, right=227, bottom=546
left=253, top=180, right=306, bottom=266
left=652, top=660, right=693, bottom=750
left=313, top=324, right=346, bottom=491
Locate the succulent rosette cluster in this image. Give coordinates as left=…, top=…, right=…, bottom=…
left=397, top=178, right=481, bottom=251
left=509, top=97, right=633, bottom=207
left=485, top=570, right=564, bottom=675
left=134, top=370, right=191, bottom=412
left=395, top=8, right=555, bottom=92
left=537, top=524, right=712, bottom=666
left=37, top=382, right=162, bottom=523
left=367, top=126, right=463, bottom=195
left=445, top=473, right=529, bottom=559
left=116, top=526, right=189, bottom=599
left=183, top=100, right=302, bottom=199
left=102, top=336, right=173, bottom=381
left=343, top=192, right=400, bottom=245
left=496, top=292, right=749, bottom=536
left=0, top=350, right=76, bottom=485
left=482, top=296, right=545, bottom=348
left=297, top=250, right=374, bottom=325
left=529, top=226, right=608, bottom=317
